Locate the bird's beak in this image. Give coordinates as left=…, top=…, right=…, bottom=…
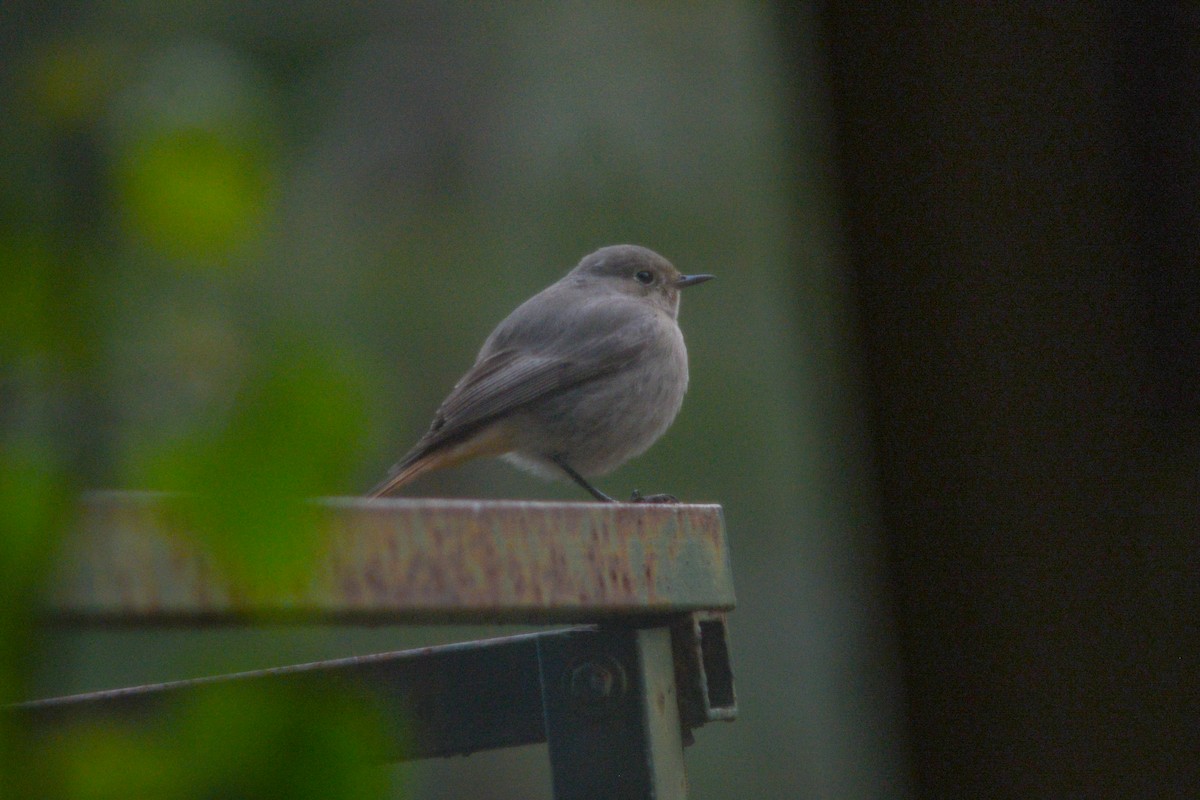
left=675, top=274, right=714, bottom=288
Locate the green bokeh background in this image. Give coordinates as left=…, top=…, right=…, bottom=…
left=2, top=4, right=904, bottom=798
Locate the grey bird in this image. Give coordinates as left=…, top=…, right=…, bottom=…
left=368, top=244, right=712, bottom=502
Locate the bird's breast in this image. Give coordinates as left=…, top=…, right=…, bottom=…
left=514, top=318, right=689, bottom=477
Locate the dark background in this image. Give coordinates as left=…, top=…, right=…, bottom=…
left=821, top=5, right=1200, bottom=797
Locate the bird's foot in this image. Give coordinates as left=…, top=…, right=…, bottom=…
left=629, top=489, right=679, bottom=504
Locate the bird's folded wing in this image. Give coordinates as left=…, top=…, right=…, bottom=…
left=415, top=331, right=642, bottom=453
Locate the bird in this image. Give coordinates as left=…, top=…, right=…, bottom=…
left=368, top=244, right=712, bottom=502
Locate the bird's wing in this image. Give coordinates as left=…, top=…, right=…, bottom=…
left=394, top=319, right=651, bottom=470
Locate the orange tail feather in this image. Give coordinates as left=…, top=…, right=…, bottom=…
left=367, top=424, right=515, bottom=498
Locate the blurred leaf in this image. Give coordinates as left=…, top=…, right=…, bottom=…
left=125, top=336, right=369, bottom=599
left=40, top=682, right=391, bottom=799
left=0, top=444, right=69, bottom=693
left=116, top=127, right=271, bottom=261
left=104, top=40, right=278, bottom=265
left=0, top=444, right=71, bottom=796
left=54, top=724, right=185, bottom=800
left=172, top=682, right=391, bottom=798
left=0, top=233, right=53, bottom=360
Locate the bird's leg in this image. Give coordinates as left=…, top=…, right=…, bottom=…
left=551, top=455, right=617, bottom=503
left=629, top=489, right=679, bottom=504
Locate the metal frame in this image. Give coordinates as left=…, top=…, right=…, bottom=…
left=18, top=493, right=737, bottom=799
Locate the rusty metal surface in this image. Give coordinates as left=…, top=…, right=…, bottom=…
left=47, top=492, right=734, bottom=625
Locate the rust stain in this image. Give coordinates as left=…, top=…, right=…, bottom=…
left=49, top=495, right=731, bottom=623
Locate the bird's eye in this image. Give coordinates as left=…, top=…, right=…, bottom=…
left=634, top=270, right=654, bottom=285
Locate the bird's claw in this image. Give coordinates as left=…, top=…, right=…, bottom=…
left=629, top=489, right=679, bottom=504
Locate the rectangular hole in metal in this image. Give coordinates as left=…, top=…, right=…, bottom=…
left=698, top=619, right=735, bottom=709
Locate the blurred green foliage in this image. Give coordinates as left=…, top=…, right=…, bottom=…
left=0, top=446, right=68, bottom=706
left=108, top=42, right=277, bottom=263
left=124, top=337, right=368, bottom=596
left=40, top=683, right=391, bottom=799
left=116, top=126, right=270, bottom=259
left=2, top=10, right=390, bottom=798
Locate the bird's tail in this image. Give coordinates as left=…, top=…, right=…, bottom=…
left=366, top=455, right=435, bottom=498
left=366, top=423, right=515, bottom=498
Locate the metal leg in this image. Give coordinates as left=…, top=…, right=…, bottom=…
left=538, top=626, right=688, bottom=800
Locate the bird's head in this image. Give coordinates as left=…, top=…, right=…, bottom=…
left=571, top=244, right=713, bottom=318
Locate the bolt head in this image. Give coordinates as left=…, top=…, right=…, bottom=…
left=566, top=657, right=627, bottom=715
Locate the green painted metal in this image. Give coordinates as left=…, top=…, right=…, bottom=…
left=18, top=630, right=551, bottom=760
left=637, top=627, right=690, bottom=800
left=18, top=623, right=720, bottom=796
left=48, top=492, right=734, bottom=624
left=538, top=626, right=689, bottom=800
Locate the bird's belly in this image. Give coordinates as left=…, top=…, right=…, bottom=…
left=506, top=334, right=689, bottom=477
